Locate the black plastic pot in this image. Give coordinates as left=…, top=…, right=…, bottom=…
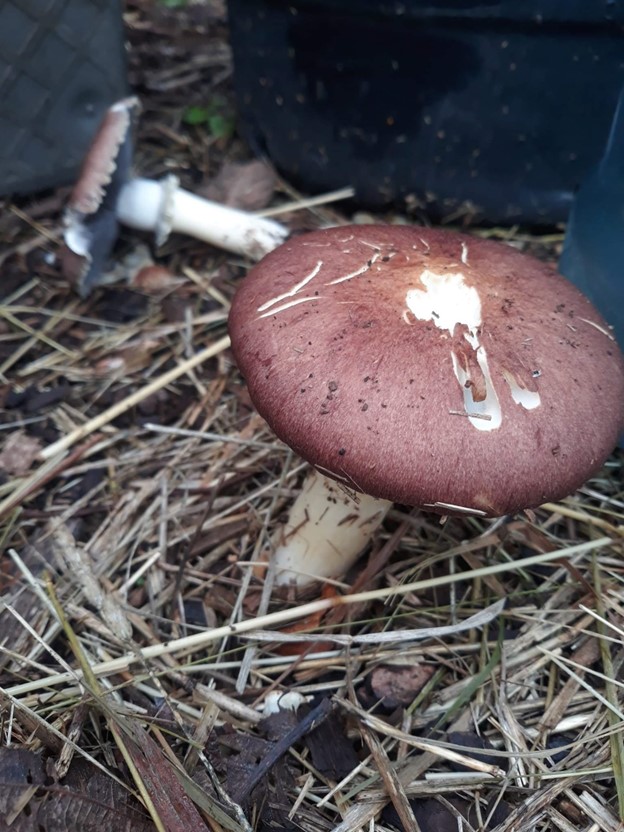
left=0, top=0, right=127, bottom=197
left=228, top=0, right=624, bottom=224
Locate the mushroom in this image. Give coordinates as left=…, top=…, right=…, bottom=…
left=229, top=225, right=624, bottom=586
left=61, top=97, right=288, bottom=294
left=60, top=97, right=136, bottom=294
left=115, top=174, right=288, bottom=261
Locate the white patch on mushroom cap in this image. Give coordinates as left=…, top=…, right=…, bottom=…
left=423, top=501, right=487, bottom=516
left=257, top=260, right=323, bottom=313
left=502, top=370, right=541, bottom=410
left=406, top=270, right=481, bottom=336
left=328, top=251, right=380, bottom=284
left=450, top=349, right=502, bottom=430
left=406, top=270, right=502, bottom=431
left=257, top=295, right=320, bottom=319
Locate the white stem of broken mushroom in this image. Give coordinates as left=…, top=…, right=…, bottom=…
left=116, top=175, right=289, bottom=260
left=270, top=470, right=392, bottom=587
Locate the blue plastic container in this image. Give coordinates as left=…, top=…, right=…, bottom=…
left=560, top=88, right=624, bottom=353
left=228, top=0, right=624, bottom=224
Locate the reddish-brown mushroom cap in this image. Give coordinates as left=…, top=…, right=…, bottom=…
left=61, top=97, right=138, bottom=295
left=229, top=226, right=624, bottom=517
left=67, top=96, right=138, bottom=217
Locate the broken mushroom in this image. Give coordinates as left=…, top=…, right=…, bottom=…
left=229, top=225, right=624, bottom=586
left=60, top=97, right=136, bottom=294
left=62, top=97, right=288, bottom=294
left=115, top=174, right=288, bottom=261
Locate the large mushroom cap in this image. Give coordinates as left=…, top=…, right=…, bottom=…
left=229, top=226, right=624, bottom=517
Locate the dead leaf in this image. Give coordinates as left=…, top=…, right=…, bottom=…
left=259, top=707, right=300, bottom=742
left=201, top=160, right=277, bottom=211
left=111, top=720, right=210, bottom=832
left=273, top=583, right=338, bottom=655
left=304, top=704, right=360, bottom=781
left=130, top=264, right=182, bottom=293
left=93, top=337, right=161, bottom=377
left=219, top=730, right=277, bottom=798
left=382, top=795, right=510, bottom=832
left=368, top=663, right=435, bottom=709
left=218, top=725, right=301, bottom=829
left=0, top=747, right=156, bottom=831
left=0, top=430, right=42, bottom=475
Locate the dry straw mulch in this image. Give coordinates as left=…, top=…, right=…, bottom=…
left=1, top=2, right=623, bottom=831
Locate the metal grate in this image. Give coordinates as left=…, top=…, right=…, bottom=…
left=0, top=0, right=127, bottom=196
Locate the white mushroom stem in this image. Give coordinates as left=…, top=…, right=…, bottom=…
left=116, top=175, right=289, bottom=260
left=271, top=470, right=392, bottom=587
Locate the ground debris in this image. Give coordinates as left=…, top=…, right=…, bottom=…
left=0, top=430, right=42, bottom=476
left=201, top=160, right=278, bottom=212
left=0, top=747, right=156, bottom=831
left=367, top=662, right=435, bottom=710
left=381, top=795, right=510, bottom=832
left=0, top=2, right=622, bottom=831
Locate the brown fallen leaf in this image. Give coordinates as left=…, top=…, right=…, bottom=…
left=93, top=337, right=161, bottom=377
left=0, top=746, right=156, bottom=831
left=110, top=720, right=211, bottom=832
left=368, top=663, right=435, bottom=709
left=253, top=694, right=360, bottom=784
left=382, top=795, right=510, bottom=832
left=273, top=583, right=338, bottom=656
left=201, top=160, right=277, bottom=211
left=304, top=705, right=360, bottom=781
left=0, top=430, right=42, bottom=475
left=130, top=264, right=182, bottom=293
left=217, top=723, right=300, bottom=830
